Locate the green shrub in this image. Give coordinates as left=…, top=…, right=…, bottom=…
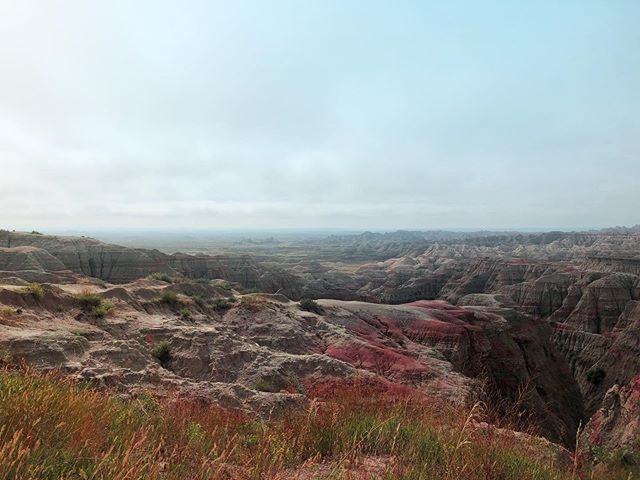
left=213, top=280, right=232, bottom=290
left=0, top=306, right=18, bottom=317
left=299, top=298, right=322, bottom=314
left=160, top=291, right=180, bottom=307
left=77, top=291, right=113, bottom=317
left=0, top=347, right=12, bottom=364
left=179, top=307, right=191, bottom=320
left=149, top=273, right=179, bottom=284
left=192, top=295, right=206, bottom=308
left=20, top=283, right=44, bottom=300
left=210, top=297, right=236, bottom=311
left=93, top=301, right=114, bottom=318
left=253, top=378, right=278, bottom=393
left=77, top=292, right=102, bottom=310
left=151, top=341, right=172, bottom=368
left=586, top=367, right=606, bottom=385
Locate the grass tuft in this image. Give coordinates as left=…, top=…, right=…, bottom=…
left=210, top=297, right=237, bottom=311
left=299, top=298, right=323, bottom=314
left=19, top=282, right=44, bottom=300
left=159, top=291, right=181, bottom=307
left=148, top=273, right=181, bottom=284
left=151, top=341, right=172, bottom=368
left=77, top=290, right=114, bottom=318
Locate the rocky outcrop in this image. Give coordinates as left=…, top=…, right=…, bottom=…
left=581, top=376, right=640, bottom=460
left=0, top=246, right=67, bottom=272
left=0, top=280, right=581, bottom=444
left=2, top=228, right=640, bottom=455
left=0, top=231, right=304, bottom=295
left=550, top=298, right=640, bottom=421
left=556, top=273, right=639, bottom=334
left=0, top=230, right=175, bottom=282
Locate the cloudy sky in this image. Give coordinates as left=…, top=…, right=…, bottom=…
left=1, top=1, right=638, bottom=231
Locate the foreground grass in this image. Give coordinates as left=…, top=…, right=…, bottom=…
left=0, top=365, right=628, bottom=480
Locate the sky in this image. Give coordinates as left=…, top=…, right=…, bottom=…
left=0, top=1, right=638, bottom=231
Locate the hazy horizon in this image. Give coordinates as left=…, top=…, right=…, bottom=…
left=2, top=1, right=639, bottom=230
left=13, top=224, right=640, bottom=239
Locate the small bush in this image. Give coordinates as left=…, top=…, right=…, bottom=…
left=299, top=298, right=322, bottom=314
left=20, top=283, right=44, bottom=300
left=93, top=301, right=114, bottom=318
left=179, top=307, right=191, bottom=320
left=77, top=291, right=102, bottom=310
left=238, top=295, right=267, bottom=312
left=77, top=291, right=113, bottom=318
left=0, top=306, right=18, bottom=317
left=213, top=280, right=232, bottom=291
left=210, top=297, right=236, bottom=311
left=151, top=341, right=172, bottom=368
left=149, top=273, right=179, bottom=284
left=192, top=295, right=206, bottom=308
left=253, top=378, right=278, bottom=393
left=160, top=291, right=181, bottom=307
left=0, top=347, right=13, bottom=364
left=586, top=367, right=606, bottom=385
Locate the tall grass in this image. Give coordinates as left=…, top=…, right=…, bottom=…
left=0, top=366, right=628, bottom=480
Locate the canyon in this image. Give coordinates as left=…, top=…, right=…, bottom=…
left=1, top=227, right=639, bottom=474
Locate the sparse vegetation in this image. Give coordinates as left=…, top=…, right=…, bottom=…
left=151, top=340, right=172, bottom=368
left=19, top=282, right=44, bottom=300
left=240, top=286, right=259, bottom=294
left=238, top=295, right=267, bottom=312
left=0, top=348, right=12, bottom=364
left=586, top=367, right=606, bottom=385
left=212, top=279, right=232, bottom=290
left=252, top=378, right=278, bottom=393
left=0, top=366, right=629, bottom=480
left=299, top=297, right=323, bottom=314
left=148, top=273, right=181, bottom=283
left=77, top=291, right=102, bottom=310
left=179, top=307, right=191, bottom=320
left=159, top=290, right=181, bottom=307
left=210, top=296, right=236, bottom=311
left=77, top=290, right=114, bottom=317
left=192, top=295, right=206, bottom=308
left=0, top=306, right=18, bottom=318
left=93, top=300, right=114, bottom=318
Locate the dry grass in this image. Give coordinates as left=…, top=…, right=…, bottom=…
left=0, top=306, right=19, bottom=324
left=0, top=367, right=632, bottom=480
left=18, top=283, right=44, bottom=300
left=76, top=289, right=114, bottom=318
left=238, top=295, right=270, bottom=312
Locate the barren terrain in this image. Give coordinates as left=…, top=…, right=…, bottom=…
left=1, top=227, right=639, bottom=478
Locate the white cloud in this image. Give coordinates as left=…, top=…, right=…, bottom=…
left=0, top=1, right=638, bottom=230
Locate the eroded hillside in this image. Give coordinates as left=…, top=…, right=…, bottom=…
left=0, top=228, right=639, bottom=477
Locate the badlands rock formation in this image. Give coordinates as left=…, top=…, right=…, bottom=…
left=0, top=280, right=581, bottom=444
left=1, top=227, right=639, bottom=459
